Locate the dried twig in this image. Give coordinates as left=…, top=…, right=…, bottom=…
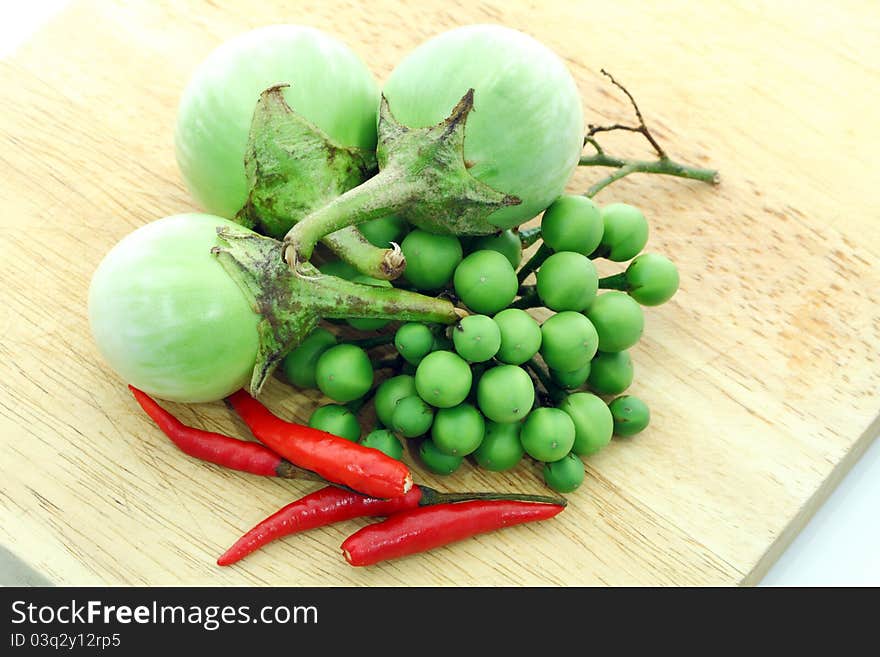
left=579, top=69, right=719, bottom=197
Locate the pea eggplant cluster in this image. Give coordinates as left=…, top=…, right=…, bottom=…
left=296, top=194, right=675, bottom=495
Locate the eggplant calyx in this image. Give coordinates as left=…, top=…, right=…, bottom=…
left=212, top=226, right=459, bottom=396
left=281, top=89, right=521, bottom=274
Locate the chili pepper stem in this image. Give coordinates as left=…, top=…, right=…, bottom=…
left=281, top=89, right=520, bottom=271
left=417, top=485, right=566, bottom=507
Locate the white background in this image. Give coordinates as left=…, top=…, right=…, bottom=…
left=2, top=1, right=878, bottom=586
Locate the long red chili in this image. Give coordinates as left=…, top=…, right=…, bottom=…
left=341, top=500, right=565, bottom=567
left=217, top=485, right=565, bottom=566
left=130, top=386, right=314, bottom=480
left=227, top=389, right=412, bottom=499
left=217, top=486, right=423, bottom=566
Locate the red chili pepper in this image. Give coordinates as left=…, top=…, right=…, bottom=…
left=130, top=386, right=316, bottom=481
left=227, top=390, right=412, bottom=499
left=218, top=486, right=566, bottom=566
left=341, top=499, right=565, bottom=567
left=217, top=486, right=422, bottom=566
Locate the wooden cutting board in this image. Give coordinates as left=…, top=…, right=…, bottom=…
left=1, top=0, right=878, bottom=586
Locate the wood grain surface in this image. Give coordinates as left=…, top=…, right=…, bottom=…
left=1, top=0, right=878, bottom=586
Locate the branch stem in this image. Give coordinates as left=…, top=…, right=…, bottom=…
left=598, top=272, right=629, bottom=291
left=580, top=154, right=719, bottom=197
left=509, top=287, right=541, bottom=310
left=346, top=334, right=396, bottom=349
left=517, top=243, right=553, bottom=284
left=370, top=356, right=403, bottom=372
left=517, top=226, right=542, bottom=248
left=579, top=69, right=719, bottom=198
left=346, top=383, right=382, bottom=414
left=525, top=358, right=566, bottom=404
